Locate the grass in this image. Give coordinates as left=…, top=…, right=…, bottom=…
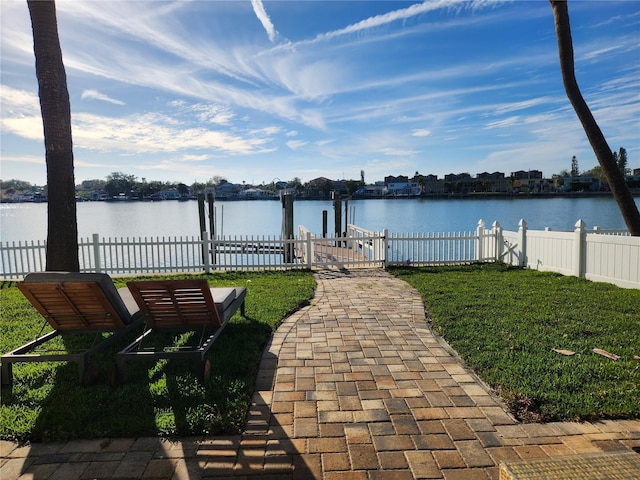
left=0, top=270, right=315, bottom=443
left=3, top=265, right=639, bottom=442
left=390, top=263, right=640, bottom=423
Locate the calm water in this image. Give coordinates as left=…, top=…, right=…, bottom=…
left=1, top=196, right=638, bottom=243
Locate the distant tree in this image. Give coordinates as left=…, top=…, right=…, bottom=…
left=105, top=171, right=136, bottom=196
left=28, top=0, right=79, bottom=271
left=557, top=169, right=570, bottom=178
left=414, top=173, right=428, bottom=193
left=570, top=156, right=579, bottom=176
left=361, top=170, right=365, bottom=183
left=320, top=179, right=334, bottom=198
left=288, top=177, right=303, bottom=194
left=1, top=179, right=33, bottom=191
left=583, top=165, right=607, bottom=185
left=138, top=180, right=163, bottom=198
left=191, top=181, right=205, bottom=193
left=616, top=147, right=628, bottom=175
left=176, top=183, right=189, bottom=196
left=212, top=176, right=227, bottom=186
left=551, top=0, right=640, bottom=235
left=80, top=179, right=106, bottom=192
left=344, top=180, right=363, bottom=196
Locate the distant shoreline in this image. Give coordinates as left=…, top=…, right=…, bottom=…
left=2, top=189, right=639, bottom=204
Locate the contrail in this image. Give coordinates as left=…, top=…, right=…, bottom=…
left=251, top=0, right=278, bottom=43
left=318, top=0, right=502, bottom=42
left=262, top=0, right=505, bottom=54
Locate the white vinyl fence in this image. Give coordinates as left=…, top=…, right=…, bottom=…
left=498, top=219, right=638, bottom=289
left=1, top=219, right=637, bottom=289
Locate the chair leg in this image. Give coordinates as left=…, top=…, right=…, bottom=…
left=1, top=361, right=13, bottom=388
left=78, top=356, right=88, bottom=385
left=116, top=356, right=127, bottom=384
left=203, top=359, right=212, bottom=381
left=194, top=359, right=212, bottom=382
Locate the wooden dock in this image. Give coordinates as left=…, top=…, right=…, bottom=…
left=312, top=241, right=373, bottom=267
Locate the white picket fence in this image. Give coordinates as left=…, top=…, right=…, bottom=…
left=1, top=220, right=637, bottom=289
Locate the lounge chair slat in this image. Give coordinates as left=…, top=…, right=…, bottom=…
left=2, top=272, right=143, bottom=388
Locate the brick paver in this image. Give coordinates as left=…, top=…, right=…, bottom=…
left=1, top=269, right=638, bottom=479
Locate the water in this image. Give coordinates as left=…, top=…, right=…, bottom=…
left=1, top=196, right=637, bottom=243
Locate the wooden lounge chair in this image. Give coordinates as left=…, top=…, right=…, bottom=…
left=116, top=279, right=246, bottom=382
left=1, top=272, right=142, bottom=388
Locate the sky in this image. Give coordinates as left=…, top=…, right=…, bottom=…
left=1, top=0, right=639, bottom=187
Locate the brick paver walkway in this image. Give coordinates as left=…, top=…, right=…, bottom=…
left=1, top=270, right=639, bottom=479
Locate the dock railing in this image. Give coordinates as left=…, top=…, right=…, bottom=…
left=1, top=219, right=637, bottom=288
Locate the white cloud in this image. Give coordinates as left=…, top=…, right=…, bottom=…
left=81, top=89, right=125, bottom=105
left=0, top=85, right=40, bottom=113
left=251, top=0, right=279, bottom=43
left=0, top=155, right=45, bottom=166
left=310, top=0, right=460, bottom=44
left=412, top=129, right=431, bottom=137
left=1, top=116, right=43, bottom=142
left=189, top=104, right=235, bottom=125
left=484, top=116, right=520, bottom=129
left=286, top=140, right=308, bottom=150
left=582, top=45, right=621, bottom=61
left=181, top=154, right=211, bottom=162
left=73, top=111, right=274, bottom=155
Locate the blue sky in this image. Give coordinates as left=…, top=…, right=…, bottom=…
left=1, top=0, right=638, bottom=187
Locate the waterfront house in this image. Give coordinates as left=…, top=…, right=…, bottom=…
left=419, top=174, right=445, bottom=195
left=238, top=188, right=272, bottom=199
left=476, top=172, right=511, bottom=193
left=444, top=173, right=474, bottom=194
left=562, top=176, right=601, bottom=192
left=511, top=170, right=545, bottom=193
left=89, top=191, right=110, bottom=201
left=214, top=182, right=239, bottom=199
left=624, top=174, right=640, bottom=192
left=307, top=177, right=341, bottom=198
left=160, top=189, right=181, bottom=200
left=353, top=184, right=385, bottom=197
left=384, top=175, right=421, bottom=197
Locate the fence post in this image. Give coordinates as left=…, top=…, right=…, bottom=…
left=573, top=219, right=586, bottom=278
left=202, top=232, right=211, bottom=274
left=92, top=234, right=102, bottom=272
left=492, top=221, right=502, bottom=262
left=198, top=194, right=207, bottom=265
left=306, top=231, right=313, bottom=269
left=476, top=219, right=485, bottom=261
left=518, top=219, right=527, bottom=267
left=382, top=229, right=388, bottom=268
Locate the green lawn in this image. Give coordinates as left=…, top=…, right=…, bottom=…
left=2, top=265, right=638, bottom=443
left=390, top=263, right=640, bottom=423
left=0, top=271, right=315, bottom=443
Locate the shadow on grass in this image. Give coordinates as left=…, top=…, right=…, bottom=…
left=0, top=326, right=158, bottom=443
left=11, top=317, right=320, bottom=480
left=4, top=314, right=305, bottom=475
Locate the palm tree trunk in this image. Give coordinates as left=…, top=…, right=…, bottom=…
left=550, top=0, right=640, bottom=236
left=28, top=0, right=80, bottom=270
